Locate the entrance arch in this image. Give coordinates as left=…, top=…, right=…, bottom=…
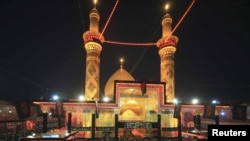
left=119, top=100, right=144, bottom=121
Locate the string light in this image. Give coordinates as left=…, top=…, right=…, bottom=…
left=104, top=40, right=156, bottom=46
left=163, top=0, right=196, bottom=43
left=102, top=0, right=196, bottom=47
left=171, top=0, right=196, bottom=35
left=99, top=0, right=120, bottom=39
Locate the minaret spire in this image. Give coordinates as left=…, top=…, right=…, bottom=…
left=83, top=0, right=104, bottom=101
left=162, top=3, right=172, bottom=39
left=156, top=3, right=179, bottom=103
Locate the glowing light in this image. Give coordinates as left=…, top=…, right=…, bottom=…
left=102, top=96, right=109, bottom=102
left=79, top=95, right=85, bottom=101
left=52, top=95, right=59, bottom=101
left=165, top=3, right=170, bottom=11
left=93, top=0, right=97, bottom=5
left=212, top=100, right=220, bottom=104
left=120, top=58, right=124, bottom=63
left=220, top=111, right=225, bottom=116
left=27, top=135, right=34, bottom=138
left=191, top=98, right=199, bottom=104
left=173, top=98, right=178, bottom=104
left=120, top=58, right=124, bottom=68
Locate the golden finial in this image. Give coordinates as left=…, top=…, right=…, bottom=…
left=165, top=3, right=170, bottom=14
left=93, top=0, right=97, bottom=8
left=120, top=58, right=124, bottom=70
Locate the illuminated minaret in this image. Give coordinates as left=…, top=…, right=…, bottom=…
left=156, top=5, right=178, bottom=103
left=83, top=1, right=104, bottom=101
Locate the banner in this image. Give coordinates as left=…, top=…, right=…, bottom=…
left=50, top=108, right=56, bottom=117
left=14, top=100, right=30, bottom=119
left=95, top=100, right=99, bottom=118
left=37, top=105, right=43, bottom=116
left=56, top=101, right=64, bottom=117
left=173, top=104, right=182, bottom=119
left=141, top=81, right=146, bottom=95
left=203, top=104, right=215, bottom=119
left=231, top=105, right=247, bottom=120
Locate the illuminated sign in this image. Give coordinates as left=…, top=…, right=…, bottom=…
left=42, top=134, right=61, bottom=138
left=124, top=122, right=152, bottom=128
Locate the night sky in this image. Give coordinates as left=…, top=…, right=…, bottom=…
left=0, top=0, right=250, bottom=104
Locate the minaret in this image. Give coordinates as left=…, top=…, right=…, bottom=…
left=156, top=5, right=178, bottom=103
left=83, top=1, right=104, bottom=101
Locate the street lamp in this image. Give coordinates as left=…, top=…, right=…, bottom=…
left=212, top=100, right=220, bottom=104
left=79, top=95, right=85, bottom=101
left=192, top=98, right=199, bottom=104
left=102, top=96, right=109, bottom=102
left=52, top=95, right=59, bottom=101
left=173, top=98, right=178, bottom=104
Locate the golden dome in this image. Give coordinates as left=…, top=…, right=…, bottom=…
left=104, top=67, right=135, bottom=98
